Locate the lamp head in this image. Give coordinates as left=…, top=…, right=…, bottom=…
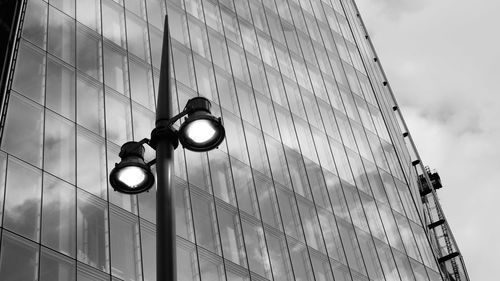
left=178, top=97, right=225, bottom=152
left=109, top=141, right=155, bottom=194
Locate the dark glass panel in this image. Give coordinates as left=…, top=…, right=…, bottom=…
left=4, top=158, right=42, bottom=240
left=76, top=25, right=102, bottom=81
left=22, top=0, right=47, bottom=48
left=0, top=232, right=39, bottom=281
left=40, top=247, right=76, bottom=281
left=1, top=93, right=44, bottom=167
left=12, top=42, right=45, bottom=104
left=46, top=57, right=76, bottom=120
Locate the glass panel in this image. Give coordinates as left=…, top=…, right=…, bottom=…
left=76, top=128, right=107, bottom=198
left=174, top=183, right=193, bottom=241
left=208, top=150, right=234, bottom=205
left=288, top=239, right=314, bottom=281
left=110, top=207, right=143, bottom=281
left=77, top=189, right=110, bottom=272
left=44, top=111, right=76, bottom=183
left=46, top=57, right=76, bottom=120
left=12, top=42, right=45, bottom=104
left=102, top=0, right=126, bottom=47
left=241, top=220, right=271, bottom=278
left=40, top=247, right=76, bottom=281
left=77, top=0, right=101, bottom=31
left=191, top=193, right=220, bottom=254
left=76, top=25, right=102, bottom=81
left=266, top=231, right=293, bottom=281
left=126, top=11, right=150, bottom=60
left=0, top=233, right=39, bottom=281
left=50, top=0, right=75, bottom=16
left=48, top=6, right=75, bottom=64
left=41, top=174, right=76, bottom=257
left=129, top=60, right=155, bottom=110
left=22, top=0, right=47, bottom=48
left=217, top=206, right=247, bottom=266
left=276, top=187, right=304, bottom=241
left=232, top=159, right=259, bottom=218
left=199, top=249, right=226, bottom=281
left=77, top=76, right=105, bottom=136
left=254, top=174, right=280, bottom=228
left=103, top=45, right=128, bottom=94
left=105, top=90, right=133, bottom=144
left=140, top=221, right=156, bottom=281
left=4, top=157, right=42, bottom=241
left=177, top=242, right=199, bottom=281
left=1, top=93, right=44, bottom=167
left=317, top=209, right=347, bottom=264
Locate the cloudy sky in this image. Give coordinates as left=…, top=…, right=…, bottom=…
left=355, top=0, right=500, bottom=279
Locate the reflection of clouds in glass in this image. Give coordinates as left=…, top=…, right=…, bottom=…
left=4, top=158, right=42, bottom=241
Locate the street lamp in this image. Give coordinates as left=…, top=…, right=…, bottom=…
left=108, top=16, right=224, bottom=281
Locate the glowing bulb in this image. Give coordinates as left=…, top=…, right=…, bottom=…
left=117, top=166, right=147, bottom=188
left=185, top=119, right=217, bottom=144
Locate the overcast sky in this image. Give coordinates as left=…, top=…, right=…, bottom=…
left=355, top=0, right=500, bottom=279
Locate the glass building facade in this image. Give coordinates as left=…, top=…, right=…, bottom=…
left=0, top=0, right=464, bottom=280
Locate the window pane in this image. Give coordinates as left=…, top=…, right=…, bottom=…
left=48, top=7, right=75, bottom=64
left=126, top=11, right=149, bottom=60
left=0, top=152, right=6, bottom=223
left=77, top=190, right=110, bottom=272
left=192, top=193, right=220, bottom=254
left=44, top=111, right=76, bottom=183
left=242, top=220, right=271, bottom=278
left=102, top=0, right=126, bottom=47
left=46, top=57, right=76, bottom=119
left=76, top=128, right=107, bottom=198
left=40, top=247, right=76, bottom=281
left=4, top=157, right=42, bottom=241
left=129, top=60, right=155, bottom=110
left=1, top=93, right=44, bottom=167
left=103, top=46, right=128, bottom=94
left=110, top=207, right=143, bottom=281
left=105, top=90, right=133, bottom=144
left=22, top=0, right=47, bottom=48
left=0, top=233, right=39, bottom=281
left=12, top=42, right=45, bottom=104
left=266, top=231, right=293, bottom=281
left=76, top=25, right=102, bottom=81
left=77, top=0, right=101, bottom=31
left=140, top=221, right=156, bottom=281
left=41, top=174, right=76, bottom=257
left=77, top=76, right=105, bottom=136
left=217, top=206, right=246, bottom=266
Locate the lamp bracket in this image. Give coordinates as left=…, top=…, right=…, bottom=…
left=150, top=125, right=179, bottom=150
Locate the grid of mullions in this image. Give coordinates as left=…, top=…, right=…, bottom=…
left=0, top=0, right=442, bottom=280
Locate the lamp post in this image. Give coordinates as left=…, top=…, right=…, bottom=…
left=109, top=16, right=225, bottom=281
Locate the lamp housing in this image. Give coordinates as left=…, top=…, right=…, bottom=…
left=178, top=97, right=225, bottom=152
left=109, top=141, right=155, bottom=194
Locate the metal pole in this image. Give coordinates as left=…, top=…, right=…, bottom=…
left=155, top=15, right=176, bottom=281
